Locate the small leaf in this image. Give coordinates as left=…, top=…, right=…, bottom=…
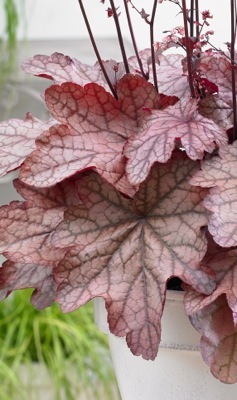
left=125, top=98, right=227, bottom=185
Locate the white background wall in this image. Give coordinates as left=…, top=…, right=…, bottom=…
left=0, top=1, right=231, bottom=57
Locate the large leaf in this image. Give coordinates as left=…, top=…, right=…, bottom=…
left=190, top=142, right=237, bottom=247
left=124, top=98, right=227, bottom=185
left=19, top=74, right=161, bottom=195
left=22, top=53, right=131, bottom=92
left=52, top=154, right=215, bottom=360
left=0, top=113, right=54, bottom=177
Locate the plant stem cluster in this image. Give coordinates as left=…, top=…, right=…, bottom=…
left=77, top=0, right=237, bottom=137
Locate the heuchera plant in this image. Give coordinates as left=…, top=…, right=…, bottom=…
left=0, top=0, right=237, bottom=384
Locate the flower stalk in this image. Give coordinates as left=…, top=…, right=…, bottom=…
left=77, top=0, right=118, bottom=98
left=195, top=0, right=199, bottom=38
left=123, top=0, right=147, bottom=79
left=150, top=0, right=159, bottom=92
left=182, top=0, right=195, bottom=98
left=109, top=0, right=130, bottom=73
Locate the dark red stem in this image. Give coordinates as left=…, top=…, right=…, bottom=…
left=190, top=0, right=194, bottom=37
left=182, top=0, right=195, bottom=98
left=150, top=0, right=158, bottom=92
left=195, top=0, right=199, bottom=38
left=77, top=0, right=117, bottom=98
left=123, top=0, right=147, bottom=79
left=109, top=0, right=130, bottom=73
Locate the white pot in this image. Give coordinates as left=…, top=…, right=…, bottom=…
left=94, top=291, right=237, bottom=400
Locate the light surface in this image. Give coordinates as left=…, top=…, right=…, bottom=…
left=0, top=1, right=231, bottom=59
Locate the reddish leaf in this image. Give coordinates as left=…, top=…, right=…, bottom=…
left=13, top=176, right=82, bottom=207
left=0, top=260, right=56, bottom=309
left=19, top=75, right=160, bottom=195
left=124, top=98, right=227, bottom=185
left=0, top=202, right=65, bottom=265
left=0, top=178, right=80, bottom=265
left=199, top=95, right=233, bottom=130
left=22, top=52, right=104, bottom=87
left=21, top=53, right=132, bottom=94
left=0, top=113, right=54, bottom=177
left=190, top=143, right=237, bottom=247
left=189, top=295, right=237, bottom=383
left=200, top=54, right=236, bottom=107
left=128, top=49, right=160, bottom=80
left=51, top=156, right=215, bottom=360
left=128, top=51, right=188, bottom=99
left=185, top=247, right=237, bottom=316
left=184, top=244, right=237, bottom=383
left=156, top=54, right=190, bottom=98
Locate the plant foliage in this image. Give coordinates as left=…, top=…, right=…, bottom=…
left=0, top=0, right=237, bottom=384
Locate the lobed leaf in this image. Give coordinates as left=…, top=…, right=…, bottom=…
left=200, top=54, right=236, bottom=108
left=0, top=260, right=56, bottom=309
left=128, top=52, right=189, bottom=98
left=198, top=95, right=233, bottom=130
left=0, top=113, right=54, bottom=177
left=0, top=202, right=65, bottom=265
left=19, top=75, right=161, bottom=195
left=0, top=178, right=80, bottom=265
left=124, top=98, right=227, bottom=185
left=190, top=143, right=237, bottom=247
left=185, top=247, right=237, bottom=317
left=156, top=54, right=190, bottom=98
left=51, top=155, right=215, bottom=360
left=184, top=243, right=237, bottom=383
left=189, top=295, right=237, bottom=384
left=22, top=52, right=104, bottom=87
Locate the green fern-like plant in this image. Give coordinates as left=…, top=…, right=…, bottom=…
left=0, top=290, right=119, bottom=400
